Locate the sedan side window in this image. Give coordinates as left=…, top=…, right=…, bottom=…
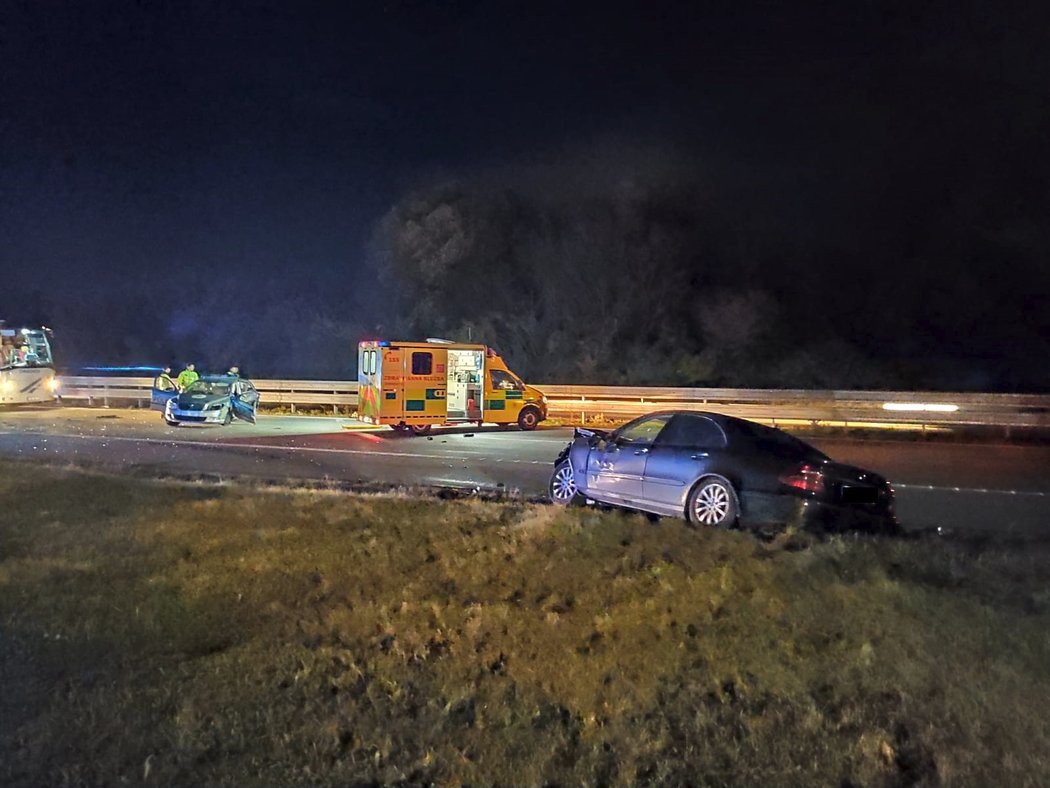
left=615, top=415, right=672, bottom=445
left=654, top=415, right=727, bottom=449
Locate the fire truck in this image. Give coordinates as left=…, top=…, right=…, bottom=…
left=357, top=339, right=547, bottom=434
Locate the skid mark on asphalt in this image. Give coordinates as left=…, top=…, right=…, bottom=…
left=0, top=432, right=553, bottom=465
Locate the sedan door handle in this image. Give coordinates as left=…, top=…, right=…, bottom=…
left=690, top=452, right=709, bottom=460
left=634, top=448, right=649, bottom=455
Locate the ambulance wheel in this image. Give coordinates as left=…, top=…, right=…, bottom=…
left=391, top=423, right=409, bottom=433
left=409, top=424, right=432, bottom=436
left=517, top=406, right=541, bottom=431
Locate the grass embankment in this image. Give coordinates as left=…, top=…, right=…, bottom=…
left=2, top=464, right=1049, bottom=786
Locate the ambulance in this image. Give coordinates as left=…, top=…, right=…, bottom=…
left=357, top=339, right=547, bottom=434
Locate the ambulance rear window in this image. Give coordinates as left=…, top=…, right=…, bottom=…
left=411, top=352, right=433, bottom=375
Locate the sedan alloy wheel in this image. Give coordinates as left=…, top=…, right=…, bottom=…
left=549, top=461, right=580, bottom=505
left=688, top=477, right=737, bottom=527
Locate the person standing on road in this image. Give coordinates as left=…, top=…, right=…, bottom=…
left=176, top=363, right=198, bottom=391
left=227, top=366, right=240, bottom=378
left=156, top=366, right=177, bottom=392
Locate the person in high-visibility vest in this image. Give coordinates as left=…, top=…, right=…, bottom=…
left=156, top=366, right=177, bottom=392
left=176, top=363, right=199, bottom=391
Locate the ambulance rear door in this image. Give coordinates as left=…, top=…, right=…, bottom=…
left=402, top=346, right=448, bottom=425
left=357, top=343, right=385, bottom=423
left=378, top=345, right=407, bottom=423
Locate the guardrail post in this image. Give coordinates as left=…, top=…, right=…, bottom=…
left=333, top=390, right=338, bottom=416
left=103, top=383, right=110, bottom=408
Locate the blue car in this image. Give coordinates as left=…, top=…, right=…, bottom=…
left=549, top=411, right=898, bottom=533
left=151, top=374, right=259, bottom=426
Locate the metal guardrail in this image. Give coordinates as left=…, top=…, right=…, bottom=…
left=59, top=376, right=357, bottom=414
left=54, top=376, right=1050, bottom=431
left=539, top=385, right=1050, bottom=430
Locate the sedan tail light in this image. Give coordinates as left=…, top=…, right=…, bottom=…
left=780, top=464, right=826, bottom=494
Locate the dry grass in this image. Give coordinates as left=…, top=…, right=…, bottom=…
left=1, top=462, right=1049, bottom=786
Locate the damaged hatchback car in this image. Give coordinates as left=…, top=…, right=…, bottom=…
left=153, top=374, right=259, bottom=426
left=549, top=411, right=898, bottom=534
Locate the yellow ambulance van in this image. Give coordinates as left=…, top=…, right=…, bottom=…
left=357, top=339, right=547, bottom=434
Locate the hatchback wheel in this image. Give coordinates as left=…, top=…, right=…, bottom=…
left=549, top=460, right=582, bottom=506
left=687, top=477, right=738, bottom=528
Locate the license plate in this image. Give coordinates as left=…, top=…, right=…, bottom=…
left=841, top=486, right=878, bottom=504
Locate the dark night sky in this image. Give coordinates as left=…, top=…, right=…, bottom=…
left=2, top=1, right=1048, bottom=385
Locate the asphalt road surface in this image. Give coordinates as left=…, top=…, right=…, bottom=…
left=1, top=407, right=1048, bottom=536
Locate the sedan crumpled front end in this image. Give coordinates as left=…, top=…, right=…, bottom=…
left=550, top=427, right=608, bottom=504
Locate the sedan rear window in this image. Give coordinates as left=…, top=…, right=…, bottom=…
left=726, top=419, right=827, bottom=460
left=655, top=414, right=727, bottom=449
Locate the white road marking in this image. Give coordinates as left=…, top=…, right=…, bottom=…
left=0, top=431, right=554, bottom=466
left=895, top=483, right=1047, bottom=498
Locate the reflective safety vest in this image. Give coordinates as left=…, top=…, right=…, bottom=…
left=176, top=369, right=199, bottom=390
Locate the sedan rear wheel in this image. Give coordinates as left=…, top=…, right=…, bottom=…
left=687, top=477, right=738, bottom=528
left=549, top=460, right=582, bottom=506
